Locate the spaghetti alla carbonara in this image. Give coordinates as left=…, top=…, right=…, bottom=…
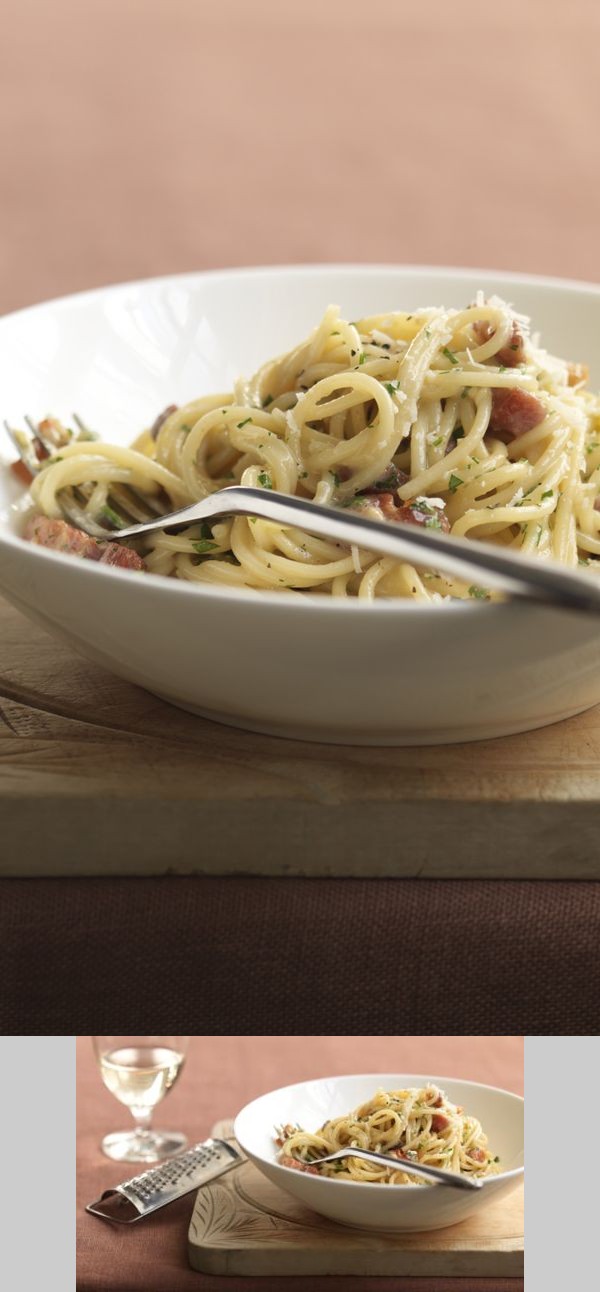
left=23, top=294, right=600, bottom=599
left=275, top=1085, right=499, bottom=1184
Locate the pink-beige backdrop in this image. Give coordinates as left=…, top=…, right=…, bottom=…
left=3, top=0, right=600, bottom=315
left=77, top=1035, right=522, bottom=1292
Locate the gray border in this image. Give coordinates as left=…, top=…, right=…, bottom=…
left=526, top=1035, right=597, bottom=1289
left=0, top=1036, right=74, bottom=1289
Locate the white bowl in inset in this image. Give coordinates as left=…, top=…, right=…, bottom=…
left=234, top=1071, right=524, bottom=1232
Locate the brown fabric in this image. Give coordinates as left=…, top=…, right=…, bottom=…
left=4, top=877, right=599, bottom=1033
left=77, top=1036, right=522, bottom=1292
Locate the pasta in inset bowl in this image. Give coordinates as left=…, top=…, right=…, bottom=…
left=275, top=1084, right=500, bottom=1183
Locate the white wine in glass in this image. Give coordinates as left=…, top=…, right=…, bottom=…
left=93, top=1036, right=189, bottom=1162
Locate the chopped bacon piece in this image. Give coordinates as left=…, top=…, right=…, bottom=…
left=468, top=1147, right=486, bottom=1163
left=150, top=404, right=178, bottom=440
left=488, top=388, right=545, bottom=440
left=25, top=515, right=144, bottom=571
left=361, top=491, right=451, bottom=533
left=98, top=543, right=145, bottom=570
left=432, top=1094, right=444, bottom=1108
left=431, top=1114, right=450, bottom=1133
left=567, top=361, right=589, bottom=387
left=473, top=318, right=525, bottom=367
left=10, top=460, right=34, bottom=485
left=278, top=1154, right=320, bottom=1175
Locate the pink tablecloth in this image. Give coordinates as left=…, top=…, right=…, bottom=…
left=77, top=1035, right=523, bottom=1291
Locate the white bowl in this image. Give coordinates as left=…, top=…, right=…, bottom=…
left=234, top=1072, right=524, bottom=1232
left=1, top=264, right=600, bottom=745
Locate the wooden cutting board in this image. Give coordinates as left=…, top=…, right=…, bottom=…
left=1, top=593, right=599, bottom=877
left=187, top=1125, right=523, bottom=1278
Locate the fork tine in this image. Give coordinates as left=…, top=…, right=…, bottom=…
left=3, top=419, right=41, bottom=474
left=72, top=412, right=98, bottom=441
left=71, top=411, right=166, bottom=517
left=57, top=493, right=109, bottom=538
left=26, top=414, right=71, bottom=456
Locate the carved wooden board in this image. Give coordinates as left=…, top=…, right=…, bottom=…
left=187, top=1127, right=523, bottom=1278
left=1, top=594, right=599, bottom=877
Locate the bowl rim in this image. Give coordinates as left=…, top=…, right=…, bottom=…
left=2, top=259, right=599, bottom=615
left=233, top=1069, right=524, bottom=1189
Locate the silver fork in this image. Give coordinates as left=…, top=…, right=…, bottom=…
left=281, top=1147, right=483, bottom=1190
left=69, top=483, right=600, bottom=615
left=7, top=417, right=600, bottom=614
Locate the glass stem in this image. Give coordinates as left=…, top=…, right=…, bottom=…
left=131, top=1107, right=153, bottom=1140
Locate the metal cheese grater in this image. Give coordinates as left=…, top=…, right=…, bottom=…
left=86, top=1138, right=244, bottom=1223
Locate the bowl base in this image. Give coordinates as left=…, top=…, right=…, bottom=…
left=149, top=689, right=594, bottom=747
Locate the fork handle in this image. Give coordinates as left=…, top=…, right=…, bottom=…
left=116, top=486, right=600, bottom=615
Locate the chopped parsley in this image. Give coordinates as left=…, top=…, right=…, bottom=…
left=331, top=470, right=341, bottom=486
left=384, top=380, right=401, bottom=396
left=442, top=346, right=458, bottom=366
left=535, top=524, right=543, bottom=547
left=358, top=352, right=367, bottom=365
left=432, top=435, right=443, bottom=447
left=454, top=426, right=465, bottom=440
left=579, top=556, right=590, bottom=566
left=100, top=504, right=125, bottom=528
left=448, top=473, right=463, bottom=493
left=258, top=470, right=273, bottom=488
left=199, top=521, right=213, bottom=539
left=191, top=538, right=218, bottom=554
left=237, top=417, right=252, bottom=429
left=469, top=585, right=490, bottom=600
left=541, top=489, right=554, bottom=500
left=179, top=423, right=191, bottom=434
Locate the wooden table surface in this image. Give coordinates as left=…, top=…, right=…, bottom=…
left=2, top=595, right=599, bottom=878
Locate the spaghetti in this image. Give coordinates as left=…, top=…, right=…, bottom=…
left=275, top=1085, right=500, bottom=1184
left=26, top=295, right=600, bottom=599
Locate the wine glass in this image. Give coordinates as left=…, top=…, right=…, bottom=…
left=92, top=1035, right=189, bottom=1162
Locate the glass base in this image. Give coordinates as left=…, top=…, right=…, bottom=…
left=100, top=1128, right=187, bottom=1163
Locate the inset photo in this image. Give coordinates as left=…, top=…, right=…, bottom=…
left=78, top=1035, right=523, bottom=1288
